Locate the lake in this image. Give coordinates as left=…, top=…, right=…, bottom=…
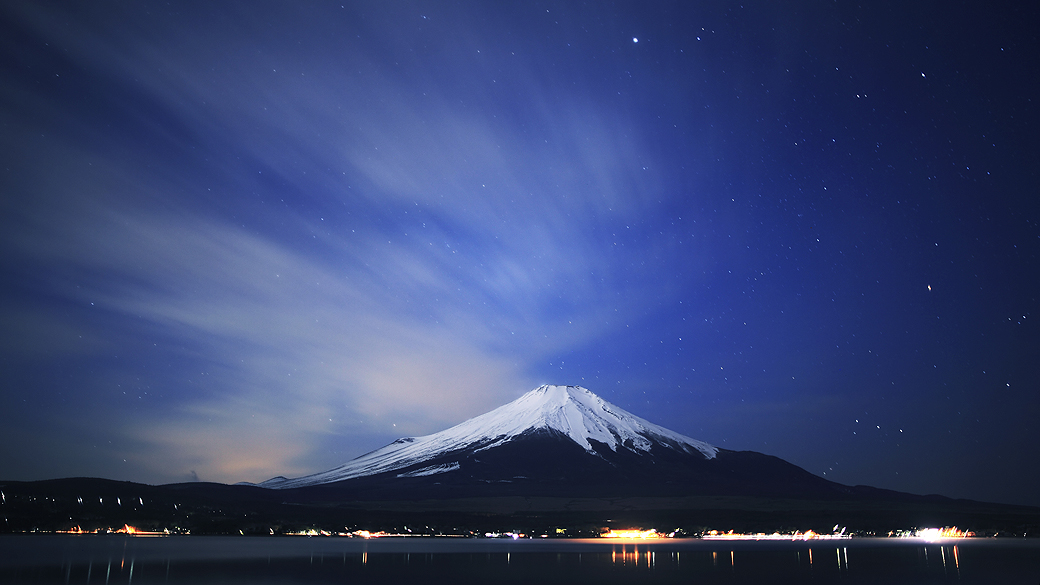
left=1, top=535, right=1038, bottom=584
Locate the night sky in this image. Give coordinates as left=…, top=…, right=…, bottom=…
left=2, top=2, right=1037, bottom=507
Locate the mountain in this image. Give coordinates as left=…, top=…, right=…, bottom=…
left=7, top=385, right=1040, bottom=535
left=260, top=385, right=715, bottom=489
left=256, top=385, right=853, bottom=500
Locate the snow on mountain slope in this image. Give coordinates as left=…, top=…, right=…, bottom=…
left=260, top=385, right=717, bottom=489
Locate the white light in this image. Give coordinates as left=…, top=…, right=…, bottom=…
left=919, top=528, right=942, bottom=541
left=632, top=37, right=639, bottom=43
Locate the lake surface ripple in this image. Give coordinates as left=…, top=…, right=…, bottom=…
left=2, top=535, right=1038, bottom=584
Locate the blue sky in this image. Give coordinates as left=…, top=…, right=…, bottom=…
left=1, top=1, right=1037, bottom=506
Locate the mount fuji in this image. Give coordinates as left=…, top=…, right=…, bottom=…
left=256, top=385, right=851, bottom=500
left=9, top=385, right=1035, bottom=534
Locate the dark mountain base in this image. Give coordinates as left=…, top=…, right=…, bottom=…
left=3, top=477, right=1038, bottom=536
left=273, top=432, right=881, bottom=503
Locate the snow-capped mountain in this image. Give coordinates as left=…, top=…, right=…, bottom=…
left=260, top=385, right=716, bottom=489
left=255, top=384, right=850, bottom=501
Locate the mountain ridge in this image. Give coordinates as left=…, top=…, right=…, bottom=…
left=5, top=384, right=1039, bottom=534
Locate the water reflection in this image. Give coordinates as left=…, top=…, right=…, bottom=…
left=0, top=535, right=1037, bottom=584
left=610, top=544, right=653, bottom=567
left=939, top=544, right=961, bottom=578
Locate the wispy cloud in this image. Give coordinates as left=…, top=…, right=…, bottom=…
left=1, top=2, right=691, bottom=484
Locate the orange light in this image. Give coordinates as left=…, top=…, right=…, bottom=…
left=602, top=529, right=662, bottom=539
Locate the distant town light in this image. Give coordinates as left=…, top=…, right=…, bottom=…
left=603, top=529, right=661, bottom=539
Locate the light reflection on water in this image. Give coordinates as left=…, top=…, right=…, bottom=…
left=1, top=536, right=1038, bottom=584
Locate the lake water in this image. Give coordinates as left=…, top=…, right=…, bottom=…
left=1, top=535, right=1038, bottom=584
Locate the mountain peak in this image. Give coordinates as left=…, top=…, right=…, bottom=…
left=260, top=385, right=716, bottom=489
left=507, top=384, right=716, bottom=456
